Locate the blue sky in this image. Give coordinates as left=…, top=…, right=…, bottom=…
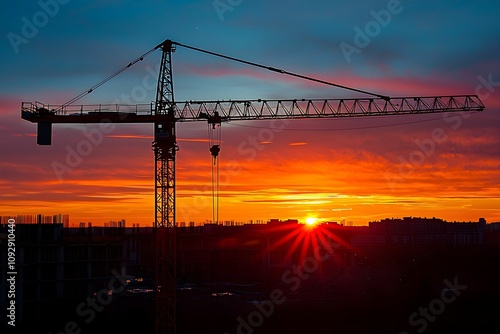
left=2, top=0, right=499, bottom=100
left=1, top=0, right=499, bottom=225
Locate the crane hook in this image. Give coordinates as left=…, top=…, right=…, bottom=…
left=210, top=144, right=220, bottom=164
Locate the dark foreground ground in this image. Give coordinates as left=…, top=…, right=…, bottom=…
left=5, top=246, right=500, bottom=334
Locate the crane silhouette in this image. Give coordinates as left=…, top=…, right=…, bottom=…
left=21, top=39, right=485, bottom=334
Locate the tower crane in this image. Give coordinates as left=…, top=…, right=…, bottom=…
left=21, top=39, right=485, bottom=334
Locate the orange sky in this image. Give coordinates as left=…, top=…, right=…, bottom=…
left=1, top=0, right=500, bottom=228
left=2, top=90, right=499, bottom=226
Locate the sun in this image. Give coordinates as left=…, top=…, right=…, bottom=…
left=305, top=217, right=318, bottom=227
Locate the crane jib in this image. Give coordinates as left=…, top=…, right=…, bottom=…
left=22, top=95, right=484, bottom=128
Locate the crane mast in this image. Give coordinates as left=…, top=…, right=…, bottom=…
left=153, top=40, right=177, bottom=334
left=20, top=39, right=485, bottom=334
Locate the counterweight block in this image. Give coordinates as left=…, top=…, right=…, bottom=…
left=37, top=122, right=52, bottom=145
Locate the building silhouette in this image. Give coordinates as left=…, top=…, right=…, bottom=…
left=352, top=217, right=486, bottom=247
left=1, top=216, right=498, bottom=333
left=0, top=214, right=69, bottom=226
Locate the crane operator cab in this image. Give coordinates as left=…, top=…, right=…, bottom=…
left=153, top=122, right=177, bottom=159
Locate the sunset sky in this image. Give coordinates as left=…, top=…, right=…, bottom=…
left=1, top=0, right=499, bottom=226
